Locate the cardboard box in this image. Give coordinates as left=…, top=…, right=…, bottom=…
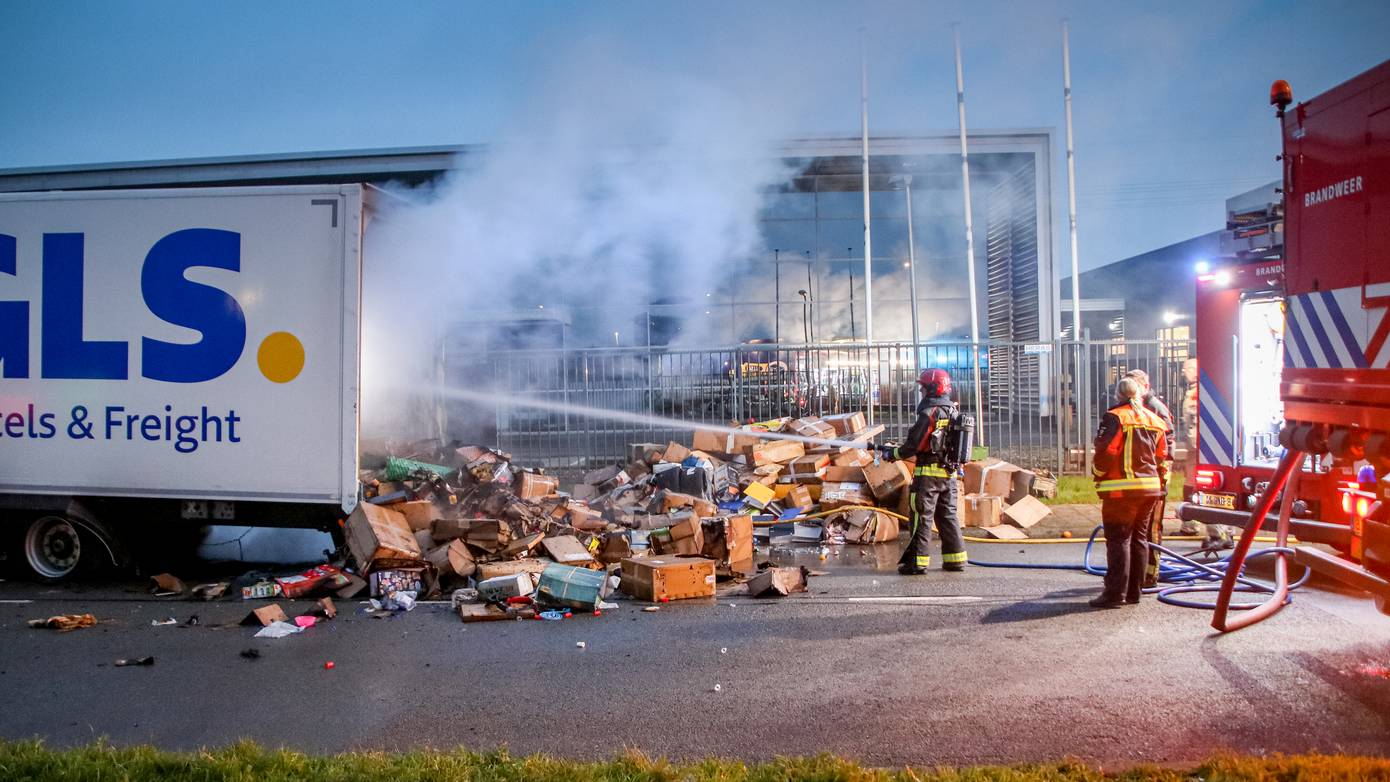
left=820, top=482, right=874, bottom=510
left=394, top=500, right=439, bottom=532
left=750, top=438, right=806, bottom=466
left=662, top=441, right=692, bottom=464
left=430, top=518, right=472, bottom=543
left=747, top=566, right=809, bottom=597
left=862, top=459, right=912, bottom=500
left=242, top=604, right=289, bottom=626
left=1002, top=495, right=1051, bottom=529
left=344, top=503, right=421, bottom=569
left=786, top=484, right=813, bottom=510
left=475, top=558, right=549, bottom=581
left=977, top=523, right=1027, bottom=540
left=425, top=539, right=475, bottom=578
left=963, top=459, right=1025, bottom=500
left=541, top=535, right=598, bottom=567
left=596, top=532, right=632, bottom=565
left=743, top=481, right=776, bottom=509
left=823, top=412, right=867, bottom=436
left=788, top=454, right=831, bottom=477
left=833, top=449, right=874, bottom=468
left=567, top=504, right=608, bottom=532
left=660, top=491, right=717, bottom=518
left=465, top=520, right=512, bottom=553
left=370, top=568, right=424, bottom=597
left=841, top=509, right=899, bottom=543
left=701, top=515, right=753, bottom=572
left=789, top=417, right=836, bottom=440
left=620, top=556, right=717, bottom=601
left=692, top=429, right=761, bottom=455
left=823, top=465, right=866, bottom=483
left=961, top=493, right=1003, bottom=528
left=650, top=515, right=704, bottom=556
left=516, top=472, right=559, bottom=501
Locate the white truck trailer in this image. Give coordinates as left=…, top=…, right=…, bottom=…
left=0, top=185, right=363, bottom=579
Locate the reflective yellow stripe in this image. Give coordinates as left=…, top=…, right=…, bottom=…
left=1096, top=477, right=1161, bottom=491
left=942, top=551, right=968, bottom=564
left=916, top=555, right=931, bottom=567
left=1123, top=427, right=1135, bottom=480
left=935, top=419, right=950, bottom=430
left=915, top=465, right=949, bottom=477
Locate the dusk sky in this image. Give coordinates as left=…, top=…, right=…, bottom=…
left=2, top=1, right=1386, bottom=272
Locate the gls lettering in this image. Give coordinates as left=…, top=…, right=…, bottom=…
left=0, top=229, right=247, bottom=382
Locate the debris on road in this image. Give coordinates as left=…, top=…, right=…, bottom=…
left=746, top=566, right=810, bottom=598
left=254, top=621, right=303, bottom=639
left=150, top=573, right=185, bottom=597
left=114, top=656, right=155, bottom=667
left=28, top=614, right=97, bottom=632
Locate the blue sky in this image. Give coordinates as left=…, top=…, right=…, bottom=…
left=1, top=1, right=1386, bottom=271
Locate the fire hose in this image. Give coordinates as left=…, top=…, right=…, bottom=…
left=763, top=506, right=1308, bottom=610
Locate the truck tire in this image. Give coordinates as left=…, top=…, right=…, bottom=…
left=23, top=515, right=92, bottom=582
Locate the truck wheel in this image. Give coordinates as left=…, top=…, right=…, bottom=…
left=23, top=515, right=87, bottom=581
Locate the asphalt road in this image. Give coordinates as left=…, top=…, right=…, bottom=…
left=2, top=538, right=1388, bottom=767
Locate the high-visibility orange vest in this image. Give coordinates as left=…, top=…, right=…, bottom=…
left=1092, top=403, right=1169, bottom=498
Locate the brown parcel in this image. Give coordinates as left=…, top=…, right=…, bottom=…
left=960, top=493, right=1003, bottom=528
left=700, top=515, right=753, bottom=573
left=474, top=559, right=549, bottom=581
left=344, top=503, right=421, bottom=570
left=823, top=465, right=866, bottom=483
left=861, top=459, right=912, bottom=501
left=786, top=484, right=814, bottom=509
left=787, top=454, right=830, bottom=476
left=750, top=439, right=806, bottom=466
left=833, top=449, right=874, bottom=468
left=789, top=417, right=836, bottom=440
left=516, top=473, right=559, bottom=501
left=661, top=441, right=692, bottom=464
left=424, top=539, right=476, bottom=578
left=430, top=518, right=472, bottom=543
left=746, top=566, right=809, bottom=597
left=620, top=556, right=717, bottom=602
left=963, top=458, right=1025, bottom=500
left=842, top=509, right=899, bottom=543
left=650, top=515, right=704, bottom=556
left=393, top=500, right=439, bottom=532
left=1002, top=495, right=1051, bottom=529
left=823, top=411, right=867, bottom=436
left=692, top=429, right=760, bottom=455
left=819, top=482, right=874, bottom=510
left=541, top=535, right=598, bottom=568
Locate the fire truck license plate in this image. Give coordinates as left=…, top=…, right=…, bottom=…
left=1197, top=492, right=1236, bottom=510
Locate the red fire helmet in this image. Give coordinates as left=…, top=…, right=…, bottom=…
left=917, top=368, right=952, bottom=397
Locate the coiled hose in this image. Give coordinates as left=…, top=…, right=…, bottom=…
left=969, top=524, right=1312, bottom=610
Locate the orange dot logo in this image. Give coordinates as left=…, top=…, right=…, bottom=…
left=257, top=332, right=304, bottom=383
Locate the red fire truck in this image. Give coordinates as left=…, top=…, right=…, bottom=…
left=1177, top=200, right=1355, bottom=553
left=1208, top=59, right=1390, bottom=629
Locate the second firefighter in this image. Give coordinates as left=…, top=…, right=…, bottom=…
left=878, top=368, right=969, bottom=575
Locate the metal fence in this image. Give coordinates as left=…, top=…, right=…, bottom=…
left=443, top=338, right=1193, bottom=476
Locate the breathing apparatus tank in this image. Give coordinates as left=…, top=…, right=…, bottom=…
left=944, top=411, right=975, bottom=467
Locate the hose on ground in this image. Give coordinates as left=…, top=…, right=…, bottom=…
left=969, top=524, right=1312, bottom=611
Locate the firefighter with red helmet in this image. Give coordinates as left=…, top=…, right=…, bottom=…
left=877, top=368, right=968, bottom=575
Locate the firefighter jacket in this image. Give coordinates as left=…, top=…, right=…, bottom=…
left=1092, top=401, right=1170, bottom=498
left=890, top=395, right=956, bottom=478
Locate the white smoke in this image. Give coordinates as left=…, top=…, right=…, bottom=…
left=359, top=34, right=808, bottom=438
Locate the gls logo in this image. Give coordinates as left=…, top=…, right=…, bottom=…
left=0, top=229, right=303, bottom=384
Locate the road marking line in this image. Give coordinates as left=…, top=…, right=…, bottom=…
left=0, top=599, right=34, bottom=604
left=843, top=596, right=984, bottom=605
